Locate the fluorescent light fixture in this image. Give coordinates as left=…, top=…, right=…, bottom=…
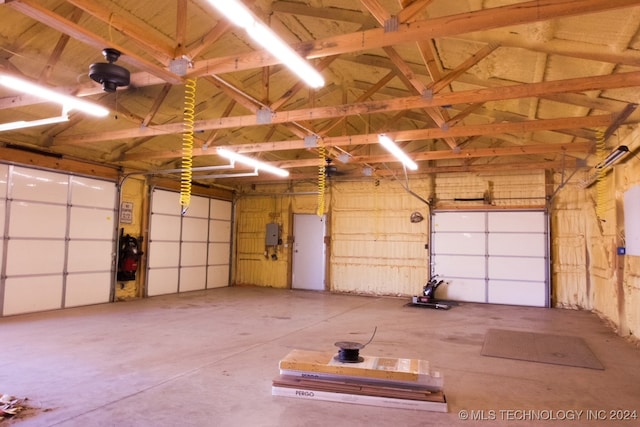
left=0, top=74, right=109, bottom=117
left=378, top=134, right=418, bottom=170
left=204, top=0, right=324, bottom=89
left=217, top=147, right=290, bottom=177
left=595, top=145, right=630, bottom=169
left=0, top=113, right=69, bottom=132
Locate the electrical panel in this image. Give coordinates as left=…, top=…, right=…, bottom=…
left=266, top=223, right=280, bottom=246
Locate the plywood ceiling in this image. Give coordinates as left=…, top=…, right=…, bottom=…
left=1, top=0, right=639, bottom=186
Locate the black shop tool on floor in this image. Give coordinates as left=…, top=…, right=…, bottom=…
left=408, top=275, right=455, bottom=310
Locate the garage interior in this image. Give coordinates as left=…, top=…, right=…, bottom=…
left=1, top=0, right=640, bottom=425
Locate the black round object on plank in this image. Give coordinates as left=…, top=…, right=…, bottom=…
left=334, top=340, right=365, bottom=363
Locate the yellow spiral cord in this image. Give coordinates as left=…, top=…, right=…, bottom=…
left=595, top=128, right=606, bottom=220
left=181, top=78, right=196, bottom=215
left=317, top=145, right=326, bottom=217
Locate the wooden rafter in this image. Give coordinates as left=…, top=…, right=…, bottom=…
left=52, top=70, right=640, bottom=146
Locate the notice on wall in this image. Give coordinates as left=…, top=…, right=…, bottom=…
left=120, top=201, right=133, bottom=224
left=624, top=185, right=640, bottom=256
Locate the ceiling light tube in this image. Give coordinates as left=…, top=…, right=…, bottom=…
left=0, top=113, right=69, bottom=132
left=378, top=134, right=418, bottom=170
left=204, top=0, right=324, bottom=89
left=0, top=74, right=109, bottom=117
left=595, top=145, right=630, bottom=169
left=217, top=147, right=290, bottom=177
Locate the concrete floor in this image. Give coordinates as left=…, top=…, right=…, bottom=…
left=1, top=286, right=639, bottom=427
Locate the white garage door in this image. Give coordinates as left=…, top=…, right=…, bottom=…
left=431, top=210, right=549, bottom=307
left=0, top=165, right=116, bottom=316
left=146, top=189, right=232, bottom=296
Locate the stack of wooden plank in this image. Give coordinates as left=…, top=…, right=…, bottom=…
left=272, top=349, right=447, bottom=412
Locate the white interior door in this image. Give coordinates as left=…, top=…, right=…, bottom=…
left=292, top=214, right=325, bottom=290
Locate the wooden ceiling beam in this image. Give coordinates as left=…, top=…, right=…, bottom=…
left=6, top=0, right=181, bottom=84
left=64, top=0, right=176, bottom=63
left=189, top=0, right=640, bottom=76
left=52, top=70, right=640, bottom=146
left=121, top=114, right=605, bottom=162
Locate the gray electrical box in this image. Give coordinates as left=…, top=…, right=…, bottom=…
left=266, top=223, right=280, bottom=246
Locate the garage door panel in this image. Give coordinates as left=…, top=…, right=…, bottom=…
left=210, top=199, right=232, bottom=220
left=9, top=202, right=66, bottom=238
left=69, top=207, right=115, bottom=239
left=183, top=196, right=209, bottom=218
left=147, top=189, right=231, bottom=296
left=67, top=240, right=113, bottom=272
left=433, top=212, right=485, bottom=232
left=432, top=254, right=485, bottom=278
left=488, top=211, right=545, bottom=232
left=70, top=176, right=116, bottom=209
left=147, top=268, right=179, bottom=296
left=488, top=280, right=546, bottom=307
left=150, top=214, right=181, bottom=241
left=209, top=219, right=231, bottom=242
left=182, top=217, right=208, bottom=242
left=488, top=256, right=546, bottom=281
left=3, top=276, right=63, bottom=315
left=65, top=272, right=111, bottom=307
left=6, top=240, right=65, bottom=276
left=433, top=232, right=485, bottom=255
left=432, top=210, right=548, bottom=307
left=148, top=241, right=180, bottom=268
left=181, top=242, right=207, bottom=266
left=11, top=167, right=68, bottom=203
left=207, top=265, right=229, bottom=288
left=438, top=278, right=486, bottom=303
left=488, top=233, right=546, bottom=257
left=179, top=267, right=206, bottom=292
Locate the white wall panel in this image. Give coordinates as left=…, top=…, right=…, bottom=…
left=180, top=242, right=207, bottom=266
left=70, top=176, right=116, bottom=208
left=6, top=240, right=65, bottom=275
left=69, top=207, right=115, bottom=239
left=11, top=167, right=68, bottom=203
left=3, top=276, right=63, bottom=315
left=207, top=265, right=229, bottom=288
left=182, top=217, right=208, bottom=241
left=148, top=241, right=180, bottom=268
left=67, top=240, right=113, bottom=272
left=65, top=273, right=111, bottom=307
left=147, top=268, right=179, bottom=296
left=149, top=214, right=181, bottom=241
left=9, top=202, right=67, bottom=238
left=179, top=267, right=206, bottom=292
left=210, top=199, right=232, bottom=220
